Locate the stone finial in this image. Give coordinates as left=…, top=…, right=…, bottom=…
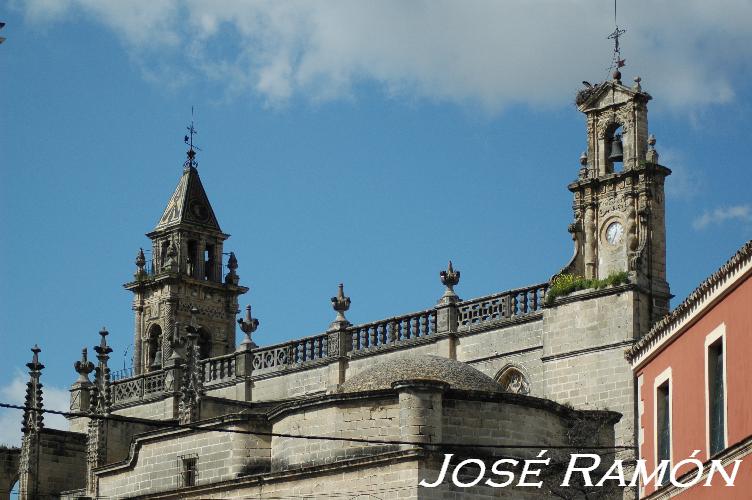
left=633, top=76, right=642, bottom=91
left=94, top=327, right=113, bottom=363
left=238, top=305, right=259, bottom=350
left=22, top=345, right=44, bottom=434
left=647, top=134, right=659, bottom=163
left=225, top=251, right=240, bottom=285
left=612, top=69, right=622, bottom=84
left=135, top=248, right=146, bottom=272
left=330, top=283, right=351, bottom=329
left=578, top=151, right=589, bottom=179
left=74, top=348, right=95, bottom=384
left=440, top=261, right=460, bottom=295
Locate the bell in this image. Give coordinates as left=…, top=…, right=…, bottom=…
left=151, top=350, right=163, bottom=369
left=608, top=134, right=624, bottom=163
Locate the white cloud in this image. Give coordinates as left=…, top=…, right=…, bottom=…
left=15, top=0, right=752, bottom=111
left=0, top=370, right=70, bottom=447
left=660, top=148, right=703, bottom=200
left=693, top=205, right=752, bottom=230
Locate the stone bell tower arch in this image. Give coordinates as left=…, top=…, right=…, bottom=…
left=563, top=71, right=671, bottom=324
left=124, top=139, right=248, bottom=376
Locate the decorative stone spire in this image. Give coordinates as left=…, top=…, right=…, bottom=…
left=74, top=348, right=95, bottom=384
left=179, top=307, right=204, bottom=424
left=21, top=345, right=44, bottom=434
left=93, top=327, right=113, bottom=414
left=225, top=251, right=240, bottom=285
left=135, top=248, right=146, bottom=278
left=439, top=261, right=461, bottom=303
left=237, top=304, right=259, bottom=350
left=330, top=283, right=351, bottom=329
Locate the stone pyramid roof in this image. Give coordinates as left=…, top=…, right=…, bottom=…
left=154, top=165, right=221, bottom=233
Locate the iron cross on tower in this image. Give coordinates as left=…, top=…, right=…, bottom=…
left=184, top=107, right=201, bottom=170
left=607, top=0, right=626, bottom=75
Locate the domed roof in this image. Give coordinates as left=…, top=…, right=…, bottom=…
left=339, top=355, right=502, bottom=393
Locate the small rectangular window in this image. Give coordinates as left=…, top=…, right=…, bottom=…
left=708, top=340, right=725, bottom=456
left=656, top=381, right=671, bottom=464
left=181, top=456, right=197, bottom=487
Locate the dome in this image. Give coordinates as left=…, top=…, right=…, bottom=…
left=339, top=355, right=502, bottom=393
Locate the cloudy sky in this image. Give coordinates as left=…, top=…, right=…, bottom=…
left=1, top=1, right=750, bottom=445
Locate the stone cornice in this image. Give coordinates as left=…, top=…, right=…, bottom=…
left=567, top=162, right=671, bottom=193
left=626, top=240, right=752, bottom=367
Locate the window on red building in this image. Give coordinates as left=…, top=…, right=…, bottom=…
left=657, top=381, right=671, bottom=464
left=708, top=339, right=725, bottom=456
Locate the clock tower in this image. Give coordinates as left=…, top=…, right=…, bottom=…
left=124, top=147, right=248, bottom=375
left=563, top=71, right=671, bottom=324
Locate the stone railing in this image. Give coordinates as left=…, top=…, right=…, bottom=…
left=348, top=309, right=437, bottom=351
left=202, top=353, right=236, bottom=385
left=457, top=283, right=548, bottom=330
left=251, top=332, right=329, bottom=372
left=112, top=370, right=166, bottom=405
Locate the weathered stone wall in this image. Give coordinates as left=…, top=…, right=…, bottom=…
left=0, top=448, right=20, bottom=500
left=97, top=420, right=270, bottom=498
left=251, top=363, right=330, bottom=401
left=271, top=395, right=401, bottom=470
left=541, top=288, right=637, bottom=450
left=34, top=429, right=87, bottom=497
left=456, top=319, right=544, bottom=396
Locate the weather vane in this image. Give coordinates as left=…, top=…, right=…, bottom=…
left=183, top=106, right=201, bottom=170
left=606, top=0, right=626, bottom=78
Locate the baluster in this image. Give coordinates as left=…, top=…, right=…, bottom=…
left=412, top=316, right=421, bottom=337
left=377, top=323, right=384, bottom=345
left=395, top=319, right=402, bottom=341
left=367, top=325, right=375, bottom=348
left=359, top=328, right=366, bottom=349
left=430, top=312, right=437, bottom=334
left=306, top=339, right=312, bottom=361
left=421, top=313, right=429, bottom=336
left=520, top=290, right=528, bottom=315
left=531, top=288, right=538, bottom=311
left=352, top=330, right=359, bottom=351
left=512, top=293, right=519, bottom=316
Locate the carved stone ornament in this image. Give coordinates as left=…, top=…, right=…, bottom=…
left=497, top=367, right=530, bottom=395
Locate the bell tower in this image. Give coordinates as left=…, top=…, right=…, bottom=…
left=124, top=136, right=248, bottom=375
left=563, top=70, right=671, bottom=324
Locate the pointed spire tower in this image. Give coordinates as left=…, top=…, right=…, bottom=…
left=125, top=118, right=248, bottom=376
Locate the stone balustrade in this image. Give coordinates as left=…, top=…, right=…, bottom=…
left=112, top=370, right=166, bottom=405
left=348, top=309, right=437, bottom=351
left=202, top=353, right=236, bottom=385
left=106, top=283, right=548, bottom=404
left=252, top=332, right=329, bottom=373
left=457, top=283, right=548, bottom=330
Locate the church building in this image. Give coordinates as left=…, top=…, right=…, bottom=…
left=10, top=67, right=672, bottom=499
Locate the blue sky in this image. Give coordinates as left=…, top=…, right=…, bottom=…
left=1, top=1, right=751, bottom=444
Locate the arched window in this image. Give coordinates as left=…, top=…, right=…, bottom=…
left=496, top=366, right=530, bottom=395
left=606, top=124, right=625, bottom=173
left=197, top=327, right=212, bottom=359
left=147, top=324, right=163, bottom=370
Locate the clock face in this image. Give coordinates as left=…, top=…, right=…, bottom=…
left=189, top=199, right=210, bottom=222
left=606, top=221, right=624, bottom=245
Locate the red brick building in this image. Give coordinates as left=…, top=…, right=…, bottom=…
left=626, top=240, right=752, bottom=499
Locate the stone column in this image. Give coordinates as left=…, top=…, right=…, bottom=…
left=196, top=239, right=206, bottom=280
left=393, top=380, right=446, bottom=450
left=436, top=262, right=460, bottom=359
left=162, top=297, right=177, bottom=360
left=235, top=305, right=258, bottom=401
left=133, top=304, right=144, bottom=376
left=584, top=202, right=597, bottom=279
left=327, top=284, right=352, bottom=391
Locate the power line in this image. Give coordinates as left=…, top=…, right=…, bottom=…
left=0, top=401, right=635, bottom=451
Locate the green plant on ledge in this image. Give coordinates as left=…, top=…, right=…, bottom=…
left=545, top=271, right=629, bottom=306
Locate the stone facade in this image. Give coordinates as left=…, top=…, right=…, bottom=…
left=13, top=73, right=674, bottom=499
